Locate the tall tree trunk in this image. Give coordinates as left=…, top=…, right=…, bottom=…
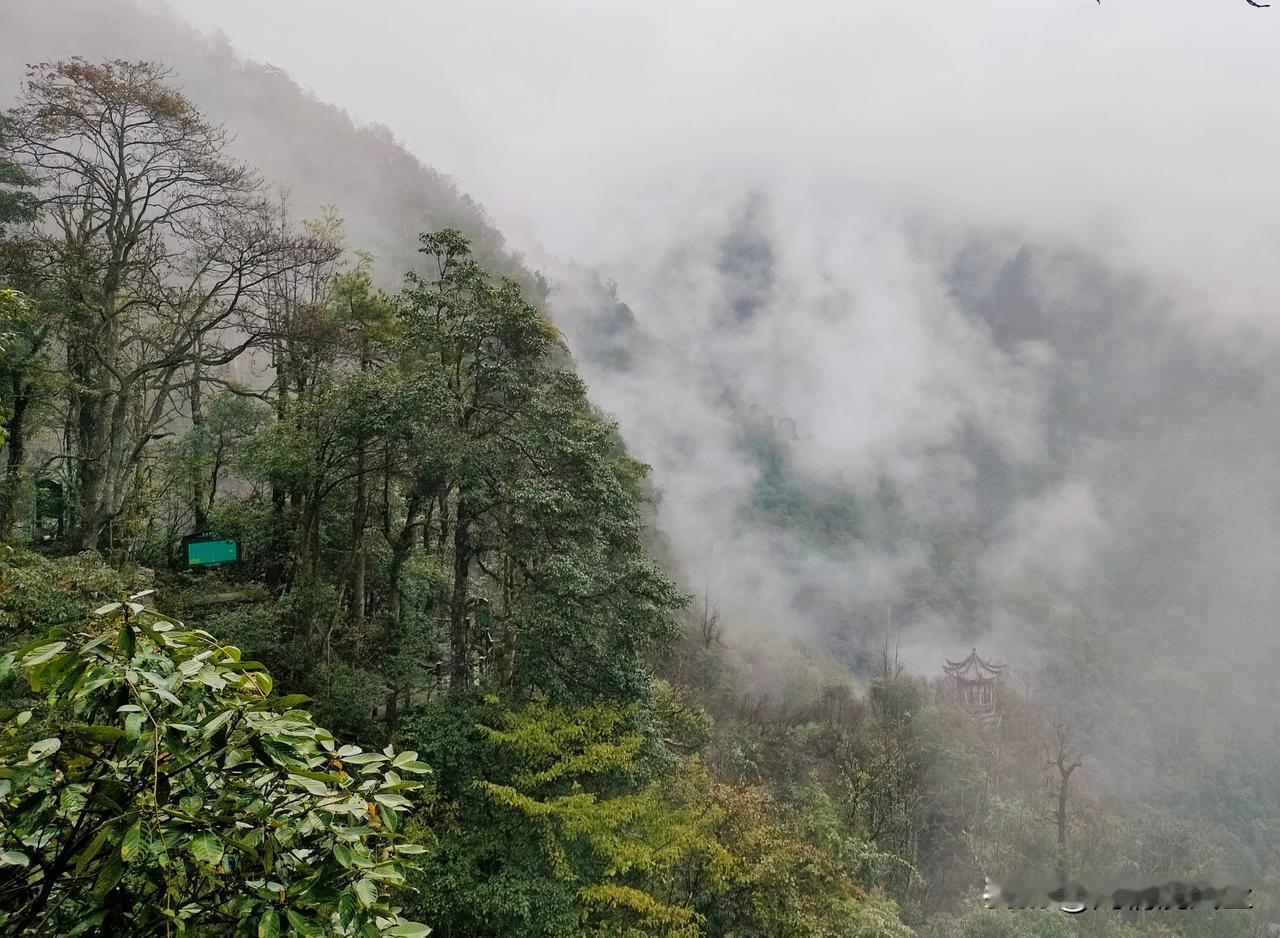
left=326, top=435, right=370, bottom=660
left=436, top=490, right=449, bottom=553
left=494, top=540, right=518, bottom=687
left=189, top=354, right=207, bottom=532
left=387, top=489, right=424, bottom=630
left=0, top=379, right=30, bottom=540
left=449, top=498, right=473, bottom=696
left=266, top=355, right=290, bottom=587
left=383, top=489, right=424, bottom=728
left=68, top=326, right=102, bottom=550
left=266, top=485, right=288, bottom=588
left=73, top=452, right=105, bottom=550
left=303, top=482, right=323, bottom=583
left=70, top=276, right=119, bottom=551
left=1055, top=763, right=1075, bottom=878
left=208, top=439, right=225, bottom=514
left=101, top=377, right=133, bottom=530
left=382, top=441, right=391, bottom=539
left=351, top=434, right=368, bottom=624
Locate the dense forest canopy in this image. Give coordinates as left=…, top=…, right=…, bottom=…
left=0, top=2, right=1278, bottom=937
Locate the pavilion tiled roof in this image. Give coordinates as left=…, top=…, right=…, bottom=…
left=943, top=648, right=1006, bottom=682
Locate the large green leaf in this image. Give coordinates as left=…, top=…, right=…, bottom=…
left=20, top=640, right=66, bottom=668
left=257, top=908, right=280, bottom=938
left=120, top=821, right=143, bottom=861
left=385, top=922, right=432, bottom=937
left=26, top=737, right=61, bottom=762
left=190, top=831, right=224, bottom=866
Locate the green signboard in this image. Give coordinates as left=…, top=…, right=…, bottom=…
left=186, top=538, right=239, bottom=567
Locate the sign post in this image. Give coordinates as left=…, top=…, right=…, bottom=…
left=183, top=534, right=240, bottom=569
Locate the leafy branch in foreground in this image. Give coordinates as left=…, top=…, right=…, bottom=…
left=0, top=595, right=431, bottom=936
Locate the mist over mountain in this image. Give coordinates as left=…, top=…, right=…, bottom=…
left=543, top=178, right=1280, bottom=809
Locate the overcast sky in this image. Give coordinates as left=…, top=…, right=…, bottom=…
left=165, top=0, right=1280, bottom=324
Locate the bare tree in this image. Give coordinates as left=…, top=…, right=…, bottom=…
left=698, top=591, right=724, bottom=649
left=1043, top=708, right=1085, bottom=879
left=3, top=60, right=317, bottom=548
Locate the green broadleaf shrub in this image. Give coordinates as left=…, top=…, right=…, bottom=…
left=0, top=597, right=431, bottom=936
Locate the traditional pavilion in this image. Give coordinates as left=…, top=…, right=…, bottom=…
left=943, top=648, right=1006, bottom=730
